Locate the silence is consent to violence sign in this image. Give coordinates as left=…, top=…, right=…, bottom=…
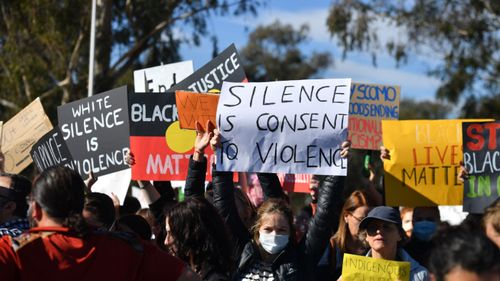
left=216, top=79, right=351, bottom=175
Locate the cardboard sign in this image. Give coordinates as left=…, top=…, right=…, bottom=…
left=129, top=93, right=218, bottom=180
left=462, top=121, right=500, bottom=213
left=57, top=86, right=130, bottom=177
left=133, top=61, right=194, bottom=93
left=175, top=91, right=219, bottom=130
left=342, top=253, right=410, bottom=281
left=216, top=79, right=351, bottom=175
left=1, top=98, right=53, bottom=173
left=30, top=128, right=74, bottom=172
left=382, top=119, right=491, bottom=206
left=348, top=82, right=400, bottom=150
left=278, top=173, right=311, bottom=193
left=168, top=43, right=247, bottom=92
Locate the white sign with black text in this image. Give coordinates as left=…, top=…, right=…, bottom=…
left=216, top=79, right=351, bottom=175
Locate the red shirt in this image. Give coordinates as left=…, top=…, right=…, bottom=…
left=0, top=227, right=186, bottom=281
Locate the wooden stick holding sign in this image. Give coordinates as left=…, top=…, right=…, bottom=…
left=175, top=91, right=219, bottom=130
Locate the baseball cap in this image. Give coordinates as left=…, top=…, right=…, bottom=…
left=359, top=206, right=403, bottom=232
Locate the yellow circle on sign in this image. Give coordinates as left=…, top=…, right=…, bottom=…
left=165, top=121, right=196, bottom=153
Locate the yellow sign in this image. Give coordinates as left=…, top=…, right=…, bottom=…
left=382, top=119, right=492, bottom=206
left=1, top=98, right=53, bottom=173
left=342, top=253, right=410, bottom=281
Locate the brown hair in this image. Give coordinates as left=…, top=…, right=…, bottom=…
left=331, top=190, right=375, bottom=252
left=251, top=198, right=295, bottom=245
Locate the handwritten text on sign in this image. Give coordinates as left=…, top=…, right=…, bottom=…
left=216, top=79, right=351, bottom=175
left=342, top=253, right=410, bottom=281
left=175, top=91, right=219, bottom=130
left=30, top=128, right=74, bottom=172
left=1, top=98, right=53, bottom=173
left=462, top=121, right=500, bottom=213
left=382, top=119, right=490, bottom=206
left=348, top=83, right=400, bottom=150
left=133, top=60, right=193, bottom=93
left=57, top=86, right=130, bottom=177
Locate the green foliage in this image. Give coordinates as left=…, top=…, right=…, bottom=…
left=399, top=99, right=452, bottom=120
left=326, top=0, right=500, bottom=115
left=241, top=20, right=332, bottom=81
left=0, top=0, right=261, bottom=123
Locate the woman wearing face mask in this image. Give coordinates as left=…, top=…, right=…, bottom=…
left=211, top=129, right=350, bottom=281
left=404, top=206, right=440, bottom=268
left=355, top=206, right=429, bottom=281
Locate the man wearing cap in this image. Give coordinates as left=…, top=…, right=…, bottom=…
left=358, top=206, right=429, bottom=281
left=0, top=172, right=31, bottom=238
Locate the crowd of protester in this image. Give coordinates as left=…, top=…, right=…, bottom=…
left=0, top=120, right=499, bottom=281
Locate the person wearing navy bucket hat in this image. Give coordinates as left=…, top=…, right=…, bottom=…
left=357, top=206, right=429, bottom=281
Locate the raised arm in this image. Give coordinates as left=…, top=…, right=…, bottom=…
left=184, top=120, right=214, bottom=198
left=257, top=172, right=285, bottom=200
left=210, top=129, right=251, bottom=252
left=302, top=141, right=350, bottom=277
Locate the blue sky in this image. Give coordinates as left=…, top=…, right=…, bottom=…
left=178, top=0, right=443, bottom=102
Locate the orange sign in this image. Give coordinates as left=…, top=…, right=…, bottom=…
left=175, top=91, right=219, bottom=130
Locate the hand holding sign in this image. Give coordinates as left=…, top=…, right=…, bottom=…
left=194, top=120, right=215, bottom=161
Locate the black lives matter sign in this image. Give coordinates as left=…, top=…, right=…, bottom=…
left=57, top=86, right=130, bottom=177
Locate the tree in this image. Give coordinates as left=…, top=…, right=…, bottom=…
left=0, top=0, right=261, bottom=121
left=399, top=99, right=452, bottom=120
left=326, top=0, right=500, bottom=118
left=240, top=20, right=332, bottom=81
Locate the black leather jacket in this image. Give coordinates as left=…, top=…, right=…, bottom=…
left=212, top=170, right=345, bottom=281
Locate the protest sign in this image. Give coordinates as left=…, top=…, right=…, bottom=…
left=30, top=128, right=74, bottom=172
left=342, top=253, right=410, bottom=281
left=348, top=82, right=400, bottom=150
left=278, top=173, right=311, bottom=193
left=133, top=60, right=193, bottom=93
left=175, top=91, right=219, bottom=130
left=462, top=121, right=500, bottom=213
left=216, top=79, right=351, bottom=175
left=57, top=86, right=130, bottom=177
left=382, top=119, right=491, bottom=206
left=91, top=168, right=131, bottom=205
left=1, top=98, right=53, bottom=173
left=129, top=93, right=218, bottom=180
left=168, top=43, right=247, bottom=93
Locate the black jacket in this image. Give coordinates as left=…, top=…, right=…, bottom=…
left=212, top=169, right=345, bottom=281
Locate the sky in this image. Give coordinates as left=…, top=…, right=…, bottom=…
left=178, top=0, right=443, bottom=102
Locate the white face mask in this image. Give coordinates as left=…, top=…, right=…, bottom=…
left=258, top=231, right=289, bottom=254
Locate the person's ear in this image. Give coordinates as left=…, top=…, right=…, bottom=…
left=32, top=201, right=43, bottom=221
